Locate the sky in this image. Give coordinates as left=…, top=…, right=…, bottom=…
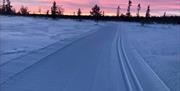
left=1, top=0, right=180, bottom=16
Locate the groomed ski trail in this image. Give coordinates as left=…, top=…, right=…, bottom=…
left=0, top=23, right=170, bottom=91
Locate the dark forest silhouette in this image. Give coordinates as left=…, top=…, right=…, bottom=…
left=0, top=0, right=179, bottom=24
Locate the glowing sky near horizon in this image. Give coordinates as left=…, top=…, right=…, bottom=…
left=1, top=0, right=180, bottom=16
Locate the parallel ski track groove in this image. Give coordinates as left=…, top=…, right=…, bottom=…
left=116, top=29, right=133, bottom=91
left=116, top=27, right=143, bottom=91
left=119, top=28, right=144, bottom=91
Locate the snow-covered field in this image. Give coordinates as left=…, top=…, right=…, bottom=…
left=0, top=16, right=102, bottom=65
left=124, top=23, right=180, bottom=91
left=0, top=16, right=179, bottom=91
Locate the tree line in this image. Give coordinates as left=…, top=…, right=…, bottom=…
left=0, top=0, right=154, bottom=17
left=0, top=0, right=179, bottom=24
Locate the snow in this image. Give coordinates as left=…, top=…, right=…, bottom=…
left=124, top=23, right=180, bottom=91
left=0, top=16, right=103, bottom=85
left=0, top=16, right=102, bottom=65
left=0, top=16, right=180, bottom=91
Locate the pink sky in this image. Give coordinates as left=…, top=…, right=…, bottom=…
left=2, top=0, right=180, bottom=16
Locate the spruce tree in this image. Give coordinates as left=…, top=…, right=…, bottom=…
left=126, top=0, right=132, bottom=17
left=163, top=12, right=166, bottom=17
left=19, top=6, right=29, bottom=15
left=117, top=5, right=120, bottom=17
left=51, top=1, right=58, bottom=16
left=77, top=8, right=81, bottom=16
left=2, top=0, right=6, bottom=13
left=2, top=0, right=14, bottom=14
left=58, top=6, right=64, bottom=15
left=46, top=10, right=49, bottom=15
left=90, top=4, right=102, bottom=16
left=102, top=11, right=105, bottom=16
left=146, top=5, right=150, bottom=18
left=137, top=4, right=141, bottom=17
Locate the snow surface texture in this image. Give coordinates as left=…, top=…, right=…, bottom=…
left=0, top=16, right=180, bottom=91
left=0, top=16, right=103, bottom=85
left=0, top=16, right=102, bottom=64
left=124, top=23, right=180, bottom=91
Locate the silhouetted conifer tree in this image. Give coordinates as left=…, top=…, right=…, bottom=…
left=146, top=5, right=150, bottom=18
left=0, top=7, right=2, bottom=14
left=121, top=13, right=125, bottom=17
left=163, top=12, right=166, bottom=17
left=6, top=0, right=12, bottom=14
left=3, top=0, right=5, bottom=8
left=77, top=8, right=81, bottom=16
left=51, top=1, right=58, bottom=16
left=137, top=4, right=141, bottom=17
left=117, top=5, right=120, bottom=17
left=0, top=0, right=15, bottom=14
left=126, top=0, right=132, bottom=17
left=46, top=10, right=49, bottom=15
left=90, top=4, right=102, bottom=23
left=90, top=4, right=102, bottom=16
left=38, top=8, right=41, bottom=14
left=1, top=0, right=6, bottom=13
left=58, top=6, right=64, bottom=15
left=19, top=6, right=29, bottom=15
left=102, top=11, right=105, bottom=16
